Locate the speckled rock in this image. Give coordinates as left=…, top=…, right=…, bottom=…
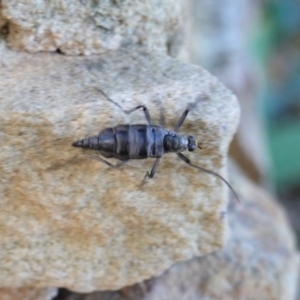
left=0, top=287, right=57, bottom=300
left=54, top=163, right=300, bottom=300
left=181, top=0, right=270, bottom=184
left=0, top=0, right=183, bottom=55
left=0, top=44, right=239, bottom=292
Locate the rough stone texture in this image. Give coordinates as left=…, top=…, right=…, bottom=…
left=0, top=287, right=57, bottom=300
left=0, top=13, right=7, bottom=30
left=54, top=163, right=300, bottom=300
left=0, top=0, right=183, bottom=55
left=0, top=43, right=239, bottom=292
left=181, top=0, right=270, bottom=185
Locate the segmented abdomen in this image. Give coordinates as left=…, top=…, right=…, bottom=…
left=73, top=124, right=166, bottom=160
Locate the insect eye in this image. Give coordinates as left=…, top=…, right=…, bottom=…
left=188, top=144, right=196, bottom=151
left=188, top=136, right=197, bottom=152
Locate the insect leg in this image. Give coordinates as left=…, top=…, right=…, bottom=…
left=89, top=155, right=129, bottom=169
left=142, top=157, right=161, bottom=184
left=95, top=88, right=153, bottom=125
left=176, top=153, right=239, bottom=202
left=174, top=108, right=189, bottom=132
left=174, top=96, right=208, bottom=132
left=159, top=107, right=166, bottom=128
left=124, top=105, right=153, bottom=125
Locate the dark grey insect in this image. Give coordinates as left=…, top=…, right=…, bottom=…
left=72, top=97, right=239, bottom=201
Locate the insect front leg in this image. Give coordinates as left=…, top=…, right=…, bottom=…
left=174, top=95, right=208, bottom=132
left=89, top=155, right=129, bottom=169
left=124, top=105, right=153, bottom=125
left=142, top=158, right=161, bottom=185
left=159, top=107, right=166, bottom=128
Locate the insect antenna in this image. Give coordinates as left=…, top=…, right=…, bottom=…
left=196, top=141, right=202, bottom=150
left=176, top=153, right=240, bottom=202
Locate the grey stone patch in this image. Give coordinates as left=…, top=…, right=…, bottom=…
left=0, top=44, right=239, bottom=291
left=1, top=0, right=183, bottom=55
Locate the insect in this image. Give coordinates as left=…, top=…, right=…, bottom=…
left=72, top=96, right=239, bottom=201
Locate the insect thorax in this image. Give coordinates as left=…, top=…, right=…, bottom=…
left=163, top=132, right=188, bottom=153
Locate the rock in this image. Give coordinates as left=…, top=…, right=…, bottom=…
left=182, top=0, right=270, bottom=185
left=0, top=287, right=57, bottom=300
left=54, top=162, right=300, bottom=300
left=1, top=0, right=183, bottom=55
left=0, top=44, right=239, bottom=291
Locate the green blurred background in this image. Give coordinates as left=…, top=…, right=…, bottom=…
left=262, top=0, right=300, bottom=189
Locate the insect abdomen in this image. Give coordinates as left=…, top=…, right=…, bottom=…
left=113, top=124, right=165, bottom=160
left=72, top=127, right=116, bottom=157
left=73, top=124, right=166, bottom=160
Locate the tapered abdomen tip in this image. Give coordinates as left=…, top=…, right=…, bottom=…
left=72, top=137, right=100, bottom=149
left=72, top=140, right=83, bottom=147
